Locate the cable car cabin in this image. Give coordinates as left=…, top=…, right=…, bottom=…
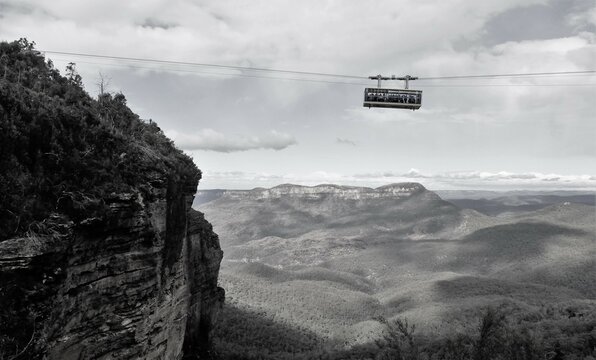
left=363, top=88, right=422, bottom=110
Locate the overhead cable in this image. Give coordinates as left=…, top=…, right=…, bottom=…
left=42, top=50, right=368, bottom=79
left=419, top=70, right=596, bottom=80
left=42, top=50, right=596, bottom=85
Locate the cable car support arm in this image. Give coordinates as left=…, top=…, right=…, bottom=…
left=368, top=74, right=419, bottom=89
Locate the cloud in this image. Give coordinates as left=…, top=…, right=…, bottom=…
left=350, top=170, right=596, bottom=189
left=166, top=129, right=297, bottom=152
left=567, top=5, right=596, bottom=29
left=1, top=0, right=593, bottom=189
left=0, top=0, right=554, bottom=75
left=336, top=137, right=356, bottom=146
left=199, top=170, right=346, bottom=189
left=0, top=2, right=34, bottom=15
left=139, top=18, right=177, bottom=30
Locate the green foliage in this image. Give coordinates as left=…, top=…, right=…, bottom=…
left=212, top=303, right=324, bottom=360
left=0, top=39, right=199, bottom=240
left=213, top=303, right=596, bottom=360
left=64, top=62, right=82, bottom=87
left=473, top=307, right=507, bottom=360
left=374, top=316, right=419, bottom=360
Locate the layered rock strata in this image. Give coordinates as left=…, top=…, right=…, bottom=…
left=0, top=175, right=224, bottom=359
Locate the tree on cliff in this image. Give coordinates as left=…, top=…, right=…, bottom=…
left=0, top=38, right=200, bottom=241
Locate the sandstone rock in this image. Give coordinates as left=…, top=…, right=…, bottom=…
left=0, top=178, right=224, bottom=359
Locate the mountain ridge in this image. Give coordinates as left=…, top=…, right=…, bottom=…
left=197, top=182, right=430, bottom=203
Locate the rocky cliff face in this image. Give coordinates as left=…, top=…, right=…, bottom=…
left=0, top=174, right=224, bottom=359
left=0, top=39, right=224, bottom=359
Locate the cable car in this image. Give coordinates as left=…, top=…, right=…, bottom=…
left=363, top=88, right=422, bottom=110
left=363, top=75, right=422, bottom=110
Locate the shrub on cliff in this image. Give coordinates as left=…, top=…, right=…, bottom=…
left=0, top=38, right=199, bottom=241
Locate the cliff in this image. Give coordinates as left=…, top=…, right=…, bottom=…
left=0, top=39, right=223, bottom=359
left=0, top=179, right=224, bottom=359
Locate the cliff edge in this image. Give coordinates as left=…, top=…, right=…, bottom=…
left=0, top=39, right=223, bottom=359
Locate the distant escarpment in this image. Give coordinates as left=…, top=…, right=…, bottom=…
left=0, top=39, right=223, bottom=359
left=198, top=182, right=474, bottom=267
left=197, top=183, right=429, bottom=203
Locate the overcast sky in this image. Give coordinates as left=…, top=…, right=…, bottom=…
left=1, top=0, right=595, bottom=190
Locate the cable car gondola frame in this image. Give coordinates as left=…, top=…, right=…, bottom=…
left=363, top=75, right=422, bottom=110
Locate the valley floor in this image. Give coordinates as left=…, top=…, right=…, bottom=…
left=199, top=186, right=596, bottom=359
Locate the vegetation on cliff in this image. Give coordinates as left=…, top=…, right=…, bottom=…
left=0, top=38, right=200, bottom=241
left=0, top=38, right=207, bottom=358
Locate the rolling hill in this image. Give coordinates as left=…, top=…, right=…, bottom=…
left=197, top=183, right=596, bottom=358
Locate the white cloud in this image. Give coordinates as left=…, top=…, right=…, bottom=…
left=166, top=129, right=297, bottom=152
left=567, top=6, right=596, bottom=29
left=336, top=137, right=356, bottom=146
left=0, top=0, right=552, bottom=74
left=1, top=0, right=593, bottom=189
left=350, top=170, right=596, bottom=189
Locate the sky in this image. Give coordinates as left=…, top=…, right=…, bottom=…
left=1, top=0, right=595, bottom=190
